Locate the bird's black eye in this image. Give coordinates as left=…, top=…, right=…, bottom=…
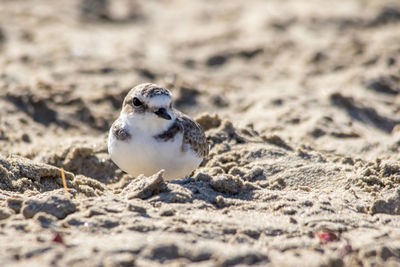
left=132, top=97, right=142, bottom=106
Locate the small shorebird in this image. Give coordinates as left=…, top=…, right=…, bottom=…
left=108, top=83, right=208, bottom=180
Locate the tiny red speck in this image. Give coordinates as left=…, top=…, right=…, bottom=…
left=317, top=231, right=339, bottom=243
left=52, top=232, right=64, bottom=245
left=340, top=243, right=352, bottom=256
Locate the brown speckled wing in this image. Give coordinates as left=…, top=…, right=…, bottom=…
left=177, top=113, right=209, bottom=158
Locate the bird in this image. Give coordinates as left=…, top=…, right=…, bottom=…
left=108, top=83, right=209, bottom=180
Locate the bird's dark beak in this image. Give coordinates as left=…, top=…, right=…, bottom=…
left=154, top=108, right=171, bottom=120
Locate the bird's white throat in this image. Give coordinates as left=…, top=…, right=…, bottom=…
left=121, top=111, right=175, bottom=136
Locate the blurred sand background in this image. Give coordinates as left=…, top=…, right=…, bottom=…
left=1, top=0, right=400, bottom=266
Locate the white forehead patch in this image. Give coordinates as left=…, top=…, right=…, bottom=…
left=146, top=94, right=172, bottom=108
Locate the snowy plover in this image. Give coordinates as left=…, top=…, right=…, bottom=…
left=108, top=83, right=209, bottom=180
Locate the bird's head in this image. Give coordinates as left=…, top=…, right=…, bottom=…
left=121, top=83, right=175, bottom=134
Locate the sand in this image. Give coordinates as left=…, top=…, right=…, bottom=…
left=1, top=0, right=400, bottom=266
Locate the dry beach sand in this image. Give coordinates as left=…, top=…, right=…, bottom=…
left=1, top=0, right=400, bottom=266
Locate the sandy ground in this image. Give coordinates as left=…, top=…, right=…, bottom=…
left=1, top=0, right=400, bottom=266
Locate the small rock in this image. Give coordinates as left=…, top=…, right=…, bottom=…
left=20, top=133, right=31, bottom=143
left=34, top=212, right=57, bottom=228
left=7, top=197, right=23, bottom=213
left=159, top=207, right=175, bottom=217
left=0, top=207, right=12, bottom=220
left=104, top=204, right=124, bottom=213
left=370, top=6, right=400, bottom=26
left=65, top=217, right=84, bottom=227
left=229, top=167, right=246, bottom=178
left=0, top=27, right=6, bottom=46
left=325, top=257, right=344, bottom=267
left=362, top=249, right=377, bottom=258
left=211, top=175, right=244, bottom=195
left=103, top=253, right=136, bottom=267
left=144, top=244, right=180, bottom=262
left=282, top=208, right=297, bottom=215
left=22, top=195, right=77, bottom=219
left=218, top=252, right=269, bottom=267
left=86, top=208, right=106, bottom=217
left=101, top=219, right=119, bottom=229
left=370, top=189, right=400, bottom=215
left=301, top=200, right=313, bottom=207
left=195, top=172, right=212, bottom=182
left=212, top=95, right=229, bottom=108
left=215, top=195, right=226, bottom=208
left=240, top=228, right=261, bottom=239
left=155, top=183, right=193, bottom=204
left=380, top=246, right=395, bottom=261
left=243, top=166, right=264, bottom=181
left=365, top=76, right=399, bottom=95
left=206, top=54, right=229, bottom=66
left=124, top=170, right=167, bottom=200
left=128, top=202, right=147, bottom=213
left=342, top=157, right=354, bottom=165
